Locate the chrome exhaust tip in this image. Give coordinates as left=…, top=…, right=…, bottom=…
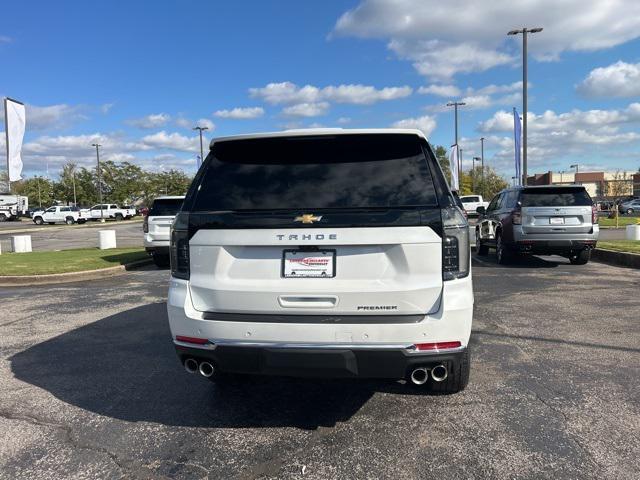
left=198, top=361, right=215, bottom=378
left=184, top=358, right=198, bottom=374
left=410, top=367, right=429, bottom=385
left=431, top=364, right=448, bottom=382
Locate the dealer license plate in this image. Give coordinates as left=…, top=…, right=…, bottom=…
left=549, top=217, right=565, bottom=225
left=282, top=250, right=335, bottom=278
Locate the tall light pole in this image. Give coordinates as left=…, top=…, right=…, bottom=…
left=480, top=137, right=485, bottom=198
left=92, top=143, right=104, bottom=222
left=71, top=166, right=77, bottom=206
left=473, top=157, right=481, bottom=194
left=446, top=101, right=466, bottom=188
left=570, top=164, right=579, bottom=184
left=508, top=27, right=543, bottom=187
left=193, top=126, right=209, bottom=168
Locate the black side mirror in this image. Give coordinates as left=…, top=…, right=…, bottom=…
left=476, top=206, right=486, bottom=215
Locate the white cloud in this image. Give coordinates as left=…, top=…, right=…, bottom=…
left=140, top=131, right=200, bottom=152
left=100, top=103, right=114, bottom=114
left=476, top=103, right=640, bottom=169
left=337, top=117, right=351, bottom=124
left=214, top=107, right=265, bottom=119
left=175, top=116, right=215, bottom=131
left=577, top=61, right=640, bottom=98
left=418, top=84, right=461, bottom=97
left=195, top=118, right=215, bottom=130
left=250, top=81, right=412, bottom=105
left=282, top=102, right=330, bottom=117
left=391, top=115, right=437, bottom=136
left=126, top=113, right=171, bottom=129
left=14, top=104, right=87, bottom=131
left=333, top=0, right=640, bottom=80
left=0, top=35, right=11, bottom=44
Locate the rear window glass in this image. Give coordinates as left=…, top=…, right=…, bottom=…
left=192, top=134, right=437, bottom=211
left=461, top=196, right=479, bottom=202
left=149, top=199, right=183, bottom=216
left=520, top=188, right=592, bottom=207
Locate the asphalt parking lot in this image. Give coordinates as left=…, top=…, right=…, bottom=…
left=1, top=255, right=639, bottom=479
left=0, top=221, right=143, bottom=252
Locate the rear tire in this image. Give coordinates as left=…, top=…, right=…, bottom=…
left=569, top=249, right=591, bottom=265
left=475, top=229, right=488, bottom=255
left=627, top=208, right=634, bottom=215
left=495, top=233, right=512, bottom=265
left=65, top=217, right=75, bottom=225
left=428, top=348, right=470, bottom=395
left=152, top=254, right=170, bottom=268
left=0, top=213, right=7, bottom=222
left=115, top=213, right=124, bottom=221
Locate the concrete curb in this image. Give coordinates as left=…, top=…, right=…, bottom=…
left=0, top=218, right=143, bottom=236
left=0, top=258, right=154, bottom=286
left=592, top=248, right=640, bottom=269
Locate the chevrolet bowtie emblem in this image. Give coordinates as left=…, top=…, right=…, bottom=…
left=294, top=214, right=323, bottom=224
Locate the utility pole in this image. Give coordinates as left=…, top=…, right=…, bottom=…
left=508, top=27, right=543, bottom=187
left=193, top=126, right=209, bottom=168
left=37, top=176, right=42, bottom=208
left=446, top=101, right=466, bottom=188
left=480, top=137, right=485, bottom=198
left=92, top=143, right=104, bottom=222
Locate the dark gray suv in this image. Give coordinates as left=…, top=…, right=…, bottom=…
left=475, top=186, right=599, bottom=265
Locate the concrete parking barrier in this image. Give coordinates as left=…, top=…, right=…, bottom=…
left=98, top=230, right=117, bottom=250
left=11, top=235, right=32, bottom=253
left=625, top=225, right=640, bottom=240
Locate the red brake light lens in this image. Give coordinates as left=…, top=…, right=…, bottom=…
left=592, top=205, right=597, bottom=224
left=175, top=335, right=208, bottom=345
left=415, top=341, right=462, bottom=351
left=512, top=207, right=522, bottom=225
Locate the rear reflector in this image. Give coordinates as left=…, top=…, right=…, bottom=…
left=415, top=341, right=462, bottom=351
left=175, top=335, right=208, bottom=345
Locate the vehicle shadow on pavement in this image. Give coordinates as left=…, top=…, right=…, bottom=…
left=472, top=254, right=562, bottom=269
left=10, top=302, right=387, bottom=430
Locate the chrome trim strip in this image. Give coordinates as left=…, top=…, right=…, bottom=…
left=174, top=339, right=466, bottom=353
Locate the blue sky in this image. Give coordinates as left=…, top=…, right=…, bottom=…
left=2, top=0, right=640, bottom=179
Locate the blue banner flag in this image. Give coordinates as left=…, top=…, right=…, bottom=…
left=513, top=107, right=522, bottom=185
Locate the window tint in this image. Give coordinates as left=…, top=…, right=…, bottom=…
left=487, top=195, right=500, bottom=211
left=520, top=188, right=592, bottom=207
left=192, top=134, right=438, bottom=211
left=461, top=196, right=479, bottom=202
left=45, top=207, right=56, bottom=213
left=60, top=207, right=70, bottom=212
left=150, top=198, right=184, bottom=216
left=504, top=191, right=519, bottom=209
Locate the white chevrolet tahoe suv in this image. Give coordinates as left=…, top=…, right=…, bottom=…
left=167, top=129, right=473, bottom=394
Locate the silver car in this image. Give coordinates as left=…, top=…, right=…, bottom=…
left=619, top=198, right=640, bottom=215
left=475, top=185, right=599, bottom=265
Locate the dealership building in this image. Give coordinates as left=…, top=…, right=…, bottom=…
left=527, top=171, right=640, bottom=200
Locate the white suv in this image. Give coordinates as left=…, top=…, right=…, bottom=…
left=167, top=129, right=473, bottom=393
left=144, top=196, right=185, bottom=267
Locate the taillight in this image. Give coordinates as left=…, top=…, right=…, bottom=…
left=592, top=205, right=597, bottom=224
left=415, top=341, right=462, bottom=351
left=170, top=212, right=190, bottom=280
left=512, top=206, right=522, bottom=225
left=175, top=335, right=208, bottom=345
left=143, top=215, right=149, bottom=233
left=441, top=206, right=470, bottom=281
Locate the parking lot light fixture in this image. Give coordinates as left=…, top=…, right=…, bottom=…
left=193, top=126, right=209, bottom=168
left=446, top=101, right=466, bottom=187
left=507, top=27, right=543, bottom=186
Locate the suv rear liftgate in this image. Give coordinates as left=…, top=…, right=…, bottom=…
left=167, top=131, right=473, bottom=393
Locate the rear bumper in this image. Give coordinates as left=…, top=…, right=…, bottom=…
left=511, top=239, right=597, bottom=254
left=144, top=234, right=170, bottom=250
left=174, top=342, right=467, bottom=379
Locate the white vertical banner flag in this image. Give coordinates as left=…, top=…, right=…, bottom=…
left=449, top=144, right=459, bottom=191
left=4, top=98, right=26, bottom=182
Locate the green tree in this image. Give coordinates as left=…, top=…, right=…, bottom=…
left=13, top=176, right=56, bottom=208
left=142, top=169, right=192, bottom=206
left=460, top=166, right=508, bottom=199
left=101, top=161, right=146, bottom=205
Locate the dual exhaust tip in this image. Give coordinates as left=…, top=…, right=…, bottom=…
left=184, top=358, right=214, bottom=378
left=410, top=364, right=448, bottom=385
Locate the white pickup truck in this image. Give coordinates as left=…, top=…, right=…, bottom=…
left=32, top=206, right=89, bottom=225
left=87, top=204, right=135, bottom=221
left=460, top=195, right=490, bottom=216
